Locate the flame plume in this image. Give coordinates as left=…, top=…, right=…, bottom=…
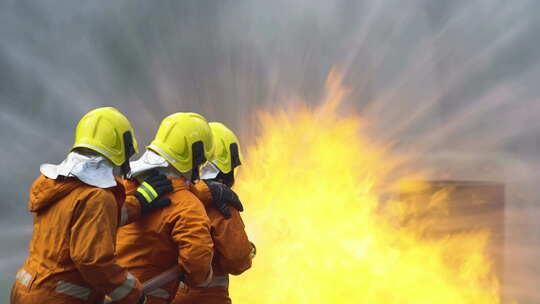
left=230, top=71, right=502, bottom=303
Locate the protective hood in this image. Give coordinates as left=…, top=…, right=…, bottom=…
left=40, top=151, right=117, bottom=188
left=28, top=175, right=82, bottom=212
left=200, top=161, right=220, bottom=180
left=129, top=149, right=184, bottom=179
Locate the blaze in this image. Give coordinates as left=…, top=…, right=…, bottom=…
left=230, top=71, right=502, bottom=303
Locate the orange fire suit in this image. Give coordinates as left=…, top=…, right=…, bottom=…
left=11, top=175, right=143, bottom=304
left=116, top=177, right=214, bottom=304
left=173, top=182, right=254, bottom=304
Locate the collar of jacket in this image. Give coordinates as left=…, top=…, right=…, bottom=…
left=169, top=176, right=190, bottom=192
left=28, top=175, right=126, bottom=212
left=111, top=176, right=127, bottom=204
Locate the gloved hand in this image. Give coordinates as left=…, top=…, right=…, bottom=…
left=204, top=180, right=243, bottom=219
left=134, top=172, right=173, bottom=215
left=137, top=295, right=148, bottom=304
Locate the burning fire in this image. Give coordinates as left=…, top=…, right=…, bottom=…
left=230, top=71, right=502, bottom=303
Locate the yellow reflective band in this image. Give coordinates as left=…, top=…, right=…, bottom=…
left=141, top=181, right=159, bottom=198
left=136, top=187, right=152, bottom=203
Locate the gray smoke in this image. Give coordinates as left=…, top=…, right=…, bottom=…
left=1, top=0, right=539, bottom=302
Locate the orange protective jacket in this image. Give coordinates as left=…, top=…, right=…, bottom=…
left=173, top=182, right=254, bottom=304
left=10, top=175, right=143, bottom=304
left=116, top=178, right=214, bottom=304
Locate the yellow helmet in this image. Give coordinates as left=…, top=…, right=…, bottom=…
left=71, top=107, right=139, bottom=169
left=209, top=122, right=243, bottom=174
left=148, top=113, right=214, bottom=177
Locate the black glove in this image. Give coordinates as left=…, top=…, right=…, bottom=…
left=204, top=180, right=243, bottom=219
left=137, top=295, right=148, bottom=304
left=134, top=172, right=173, bottom=215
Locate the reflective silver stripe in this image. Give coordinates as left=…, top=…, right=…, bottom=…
left=148, top=145, right=177, bottom=164
left=55, top=281, right=91, bottom=301
left=196, top=268, right=214, bottom=287
left=207, top=275, right=229, bottom=288
left=197, top=271, right=228, bottom=288
left=119, top=205, right=129, bottom=226
left=16, top=269, right=32, bottom=287
left=146, top=288, right=170, bottom=299
left=108, top=273, right=136, bottom=301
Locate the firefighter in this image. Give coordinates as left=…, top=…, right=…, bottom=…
left=11, top=107, right=172, bottom=304
left=174, top=122, right=255, bottom=304
left=116, top=112, right=218, bottom=304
